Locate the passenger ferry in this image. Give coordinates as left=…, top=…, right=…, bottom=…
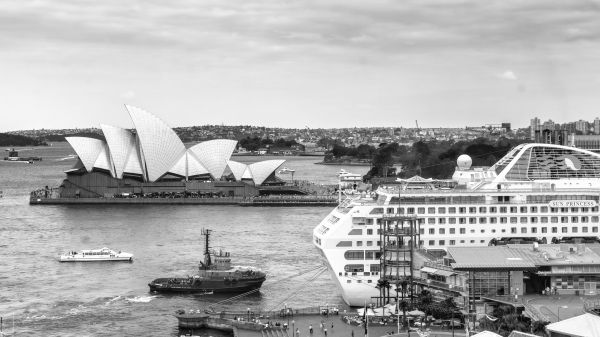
left=313, top=143, right=600, bottom=306
left=59, top=248, right=134, bottom=262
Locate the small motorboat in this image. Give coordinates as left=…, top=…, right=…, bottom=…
left=59, top=247, right=133, bottom=262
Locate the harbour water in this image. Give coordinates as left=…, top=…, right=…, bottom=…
left=0, top=143, right=370, bottom=336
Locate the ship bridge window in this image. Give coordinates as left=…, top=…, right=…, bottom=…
left=438, top=207, right=446, bottom=214
left=551, top=217, right=558, bottom=223
left=530, top=206, right=538, bottom=213
left=520, top=207, right=527, bottom=213
left=407, top=208, right=415, bottom=214
left=450, top=228, right=456, bottom=234
left=542, top=227, right=547, bottom=233
left=344, top=251, right=365, bottom=260
left=439, top=218, right=446, bottom=224
left=572, top=227, right=578, bottom=233
left=449, top=218, right=457, bottom=224
left=459, top=218, right=466, bottom=224
left=439, top=228, right=446, bottom=234
left=541, top=206, right=549, bottom=213
left=552, top=227, right=557, bottom=233
left=428, top=218, right=435, bottom=224
left=479, top=218, right=486, bottom=224
left=571, top=208, right=579, bottom=213
left=387, top=208, right=395, bottom=214
left=428, top=207, right=435, bottom=214
left=551, top=208, right=558, bottom=213
left=469, top=207, right=477, bottom=213
left=367, top=229, right=373, bottom=235
left=336, top=241, right=352, bottom=247
left=583, top=227, right=589, bottom=233
left=469, top=218, right=476, bottom=224
left=572, top=217, right=579, bottom=223
left=449, top=207, right=456, bottom=214
left=459, top=207, right=466, bottom=214
left=428, top=240, right=435, bottom=246
left=479, top=207, right=487, bottom=213
left=531, top=217, right=538, bottom=223
left=349, top=229, right=363, bottom=235
left=370, top=264, right=380, bottom=272
left=370, top=208, right=384, bottom=214
left=418, top=207, right=425, bottom=214
left=344, top=264, right=364, bottom=272
left=593, top=216, right=599, bottom=222
left=429, top=228, right=435, bottom=234
left=500, top=207, right=507, bottom=213
left=562, top=227, right=568, bottom=233
left=520, top=217, right=528, bottom=223
left=541, top=217, right=548, bottom=223
left=490, top=207, right=497, bottom=213
left=398, top=208, right=405, bottom=214
left=561, top=217, right=568, bottom=223
left=582, top=217, right=589, bottom=223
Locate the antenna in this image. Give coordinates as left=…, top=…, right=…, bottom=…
left=202, top=228, right=212, bottom=267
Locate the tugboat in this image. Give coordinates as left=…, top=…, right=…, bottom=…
left=148, top=229, right=266, bottom=294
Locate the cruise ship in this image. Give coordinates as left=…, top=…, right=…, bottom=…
left=313, top=143, right=600, bottom=306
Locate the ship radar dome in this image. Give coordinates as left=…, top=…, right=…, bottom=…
left=457, top=154, right=472, bottom=170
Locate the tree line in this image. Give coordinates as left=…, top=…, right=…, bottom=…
left=238, top=136, right=300, bottom=151
left=0, top=133, right=48, bottom=147
left=323, top=137, right=527, bottom=180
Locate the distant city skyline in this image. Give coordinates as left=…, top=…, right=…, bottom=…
left=2, top=1, right=600, bottom=131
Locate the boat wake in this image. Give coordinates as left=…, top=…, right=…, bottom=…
left=125, top=295, right=158, bottom=303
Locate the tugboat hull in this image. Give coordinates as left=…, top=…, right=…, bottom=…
left=148, top=277, right=265, bottom=293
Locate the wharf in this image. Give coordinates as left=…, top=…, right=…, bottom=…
left=29, top=195, right=338, bottom=206
left=178, top=307, right=467, bottom=337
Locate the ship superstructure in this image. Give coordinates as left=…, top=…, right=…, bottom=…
left=313, top=143, right=600, bottom=306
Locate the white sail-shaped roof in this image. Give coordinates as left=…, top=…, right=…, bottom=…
left=125, top=105, right=186, bottom=182
left=241, top=167, right=253, bottom=180
left=188, top=139, right=237, bottom=179
left=65, top=137, right=106, bottom=172
left=93, top=142, right=114, bottom=175
left=168, top=152, right=188, bottom=177
left=123, top=136, right=144, bottom=176
left=101, top=124, right=136, bottom=179
left=248, top=159, right=285, bottom=185
left=187, top=151, right=210, bottom=177
left=227, top=160, right=248, bottom=181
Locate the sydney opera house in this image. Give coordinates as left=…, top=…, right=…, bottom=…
left=57, top=105, right=291, bottom=198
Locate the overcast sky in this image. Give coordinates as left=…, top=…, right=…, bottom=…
left=2, top=0, right=600, bottom=131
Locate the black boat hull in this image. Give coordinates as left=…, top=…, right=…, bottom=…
left=148, top=277, right=265, bottom=294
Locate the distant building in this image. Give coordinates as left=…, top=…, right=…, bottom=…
left=530, top=117, right=541, bottom=140
left=595, top=118, right=600, bottom=135
left=576, top=119, right=590, bottom=135
left=569, top=134, right=600, bottom=152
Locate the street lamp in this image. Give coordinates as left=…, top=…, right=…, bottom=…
left=557, top=305, right=568, bottom=321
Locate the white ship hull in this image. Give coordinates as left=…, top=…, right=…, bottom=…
left=314, top=144, right=600, bottom=306
left=59, top=256, right=133, bottom=262
left=59, top=247, right=133, bottom=262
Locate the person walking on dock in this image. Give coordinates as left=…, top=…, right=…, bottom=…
left=324, top=327, right=328, bottom=336
left=309, top=324, right=313, bottom=334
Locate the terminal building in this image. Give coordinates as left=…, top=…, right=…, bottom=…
left=57, top=105, right=296, bottom=199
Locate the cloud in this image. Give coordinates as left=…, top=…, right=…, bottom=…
left=121, top=90, right=135, bottom=99
left=497, top=71, right=517, bottom=80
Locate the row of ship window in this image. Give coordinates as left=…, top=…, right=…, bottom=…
left=425, top=226, right=600, bottom=235
left=423, top=216, right=600, bottom=225
left=371, top=206, right=600, bottom=215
